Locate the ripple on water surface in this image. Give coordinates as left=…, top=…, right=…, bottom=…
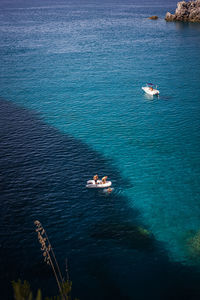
left=1, top=99, right=200, bottom=300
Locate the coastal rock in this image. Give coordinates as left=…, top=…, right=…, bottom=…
left=165, top=12, right=175, bottom=21
left=165, top=0, right=200, bottom=23
left=148, top=16, right=158, bottom=20
left=187, top=230, right=200, bottom=258
left=91, top=223, right=154, bottom=250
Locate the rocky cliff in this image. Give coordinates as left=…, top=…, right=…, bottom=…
left=165, top=0, right=200, bottom=22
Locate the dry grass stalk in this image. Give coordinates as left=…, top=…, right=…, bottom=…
left=34, top=220, right=66, bottom=300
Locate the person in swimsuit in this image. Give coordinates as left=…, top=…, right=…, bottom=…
left=93, top=174, right=99, bottom=184
left=102, top=176, right=108, bottom=184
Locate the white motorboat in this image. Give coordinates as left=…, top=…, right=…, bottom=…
left=142, top=83, right=159, bottom=96
left=86, top=179, right=112, bottom=188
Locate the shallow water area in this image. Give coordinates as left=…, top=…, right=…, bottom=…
left=1, top=0, right=200, bottom=299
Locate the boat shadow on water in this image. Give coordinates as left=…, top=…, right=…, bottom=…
left=0, top=98, right=200, bottom=300
left=144, top=94, right=173, bottom=101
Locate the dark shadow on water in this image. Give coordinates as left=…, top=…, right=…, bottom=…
left=144, top=93, right=173, bottom=102
left=175, top=21, right=200, bottom=31
left=158, top=95, right=174, bottom=101
left=90, top=222, right=155, bottom=251
left=1, top=98, right=200, bottom=300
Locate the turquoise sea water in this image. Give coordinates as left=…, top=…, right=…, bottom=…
left=1, top=0, right=200, bottom=299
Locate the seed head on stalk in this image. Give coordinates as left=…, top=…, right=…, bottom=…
left=34, top=220, right=66, bottom=300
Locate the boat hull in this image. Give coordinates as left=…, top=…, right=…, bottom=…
left=142, top=87, right=159, bottom=96
left=86, top=180, right=112, bottom=188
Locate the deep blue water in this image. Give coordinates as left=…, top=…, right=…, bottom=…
left=1, top=0, right=200, bottom=299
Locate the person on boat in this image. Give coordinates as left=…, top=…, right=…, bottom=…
left=150, top=86, right=153, bottom=91
left=93, top=174, right=99, bottom=184
left=102, top=176, right=108, bottom=184
left=103, top=187, right=113, bottom=194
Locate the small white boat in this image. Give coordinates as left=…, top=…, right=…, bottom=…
left=142, top=83, right=159, bottom=96
left=86, top=179, right=112, bottom=188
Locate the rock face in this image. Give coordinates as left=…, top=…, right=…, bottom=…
left=148, top=16, right=158, bottom=20
left=187, top=230, right=200, bottom=258
left=165, top=0, right=200, bottom=22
